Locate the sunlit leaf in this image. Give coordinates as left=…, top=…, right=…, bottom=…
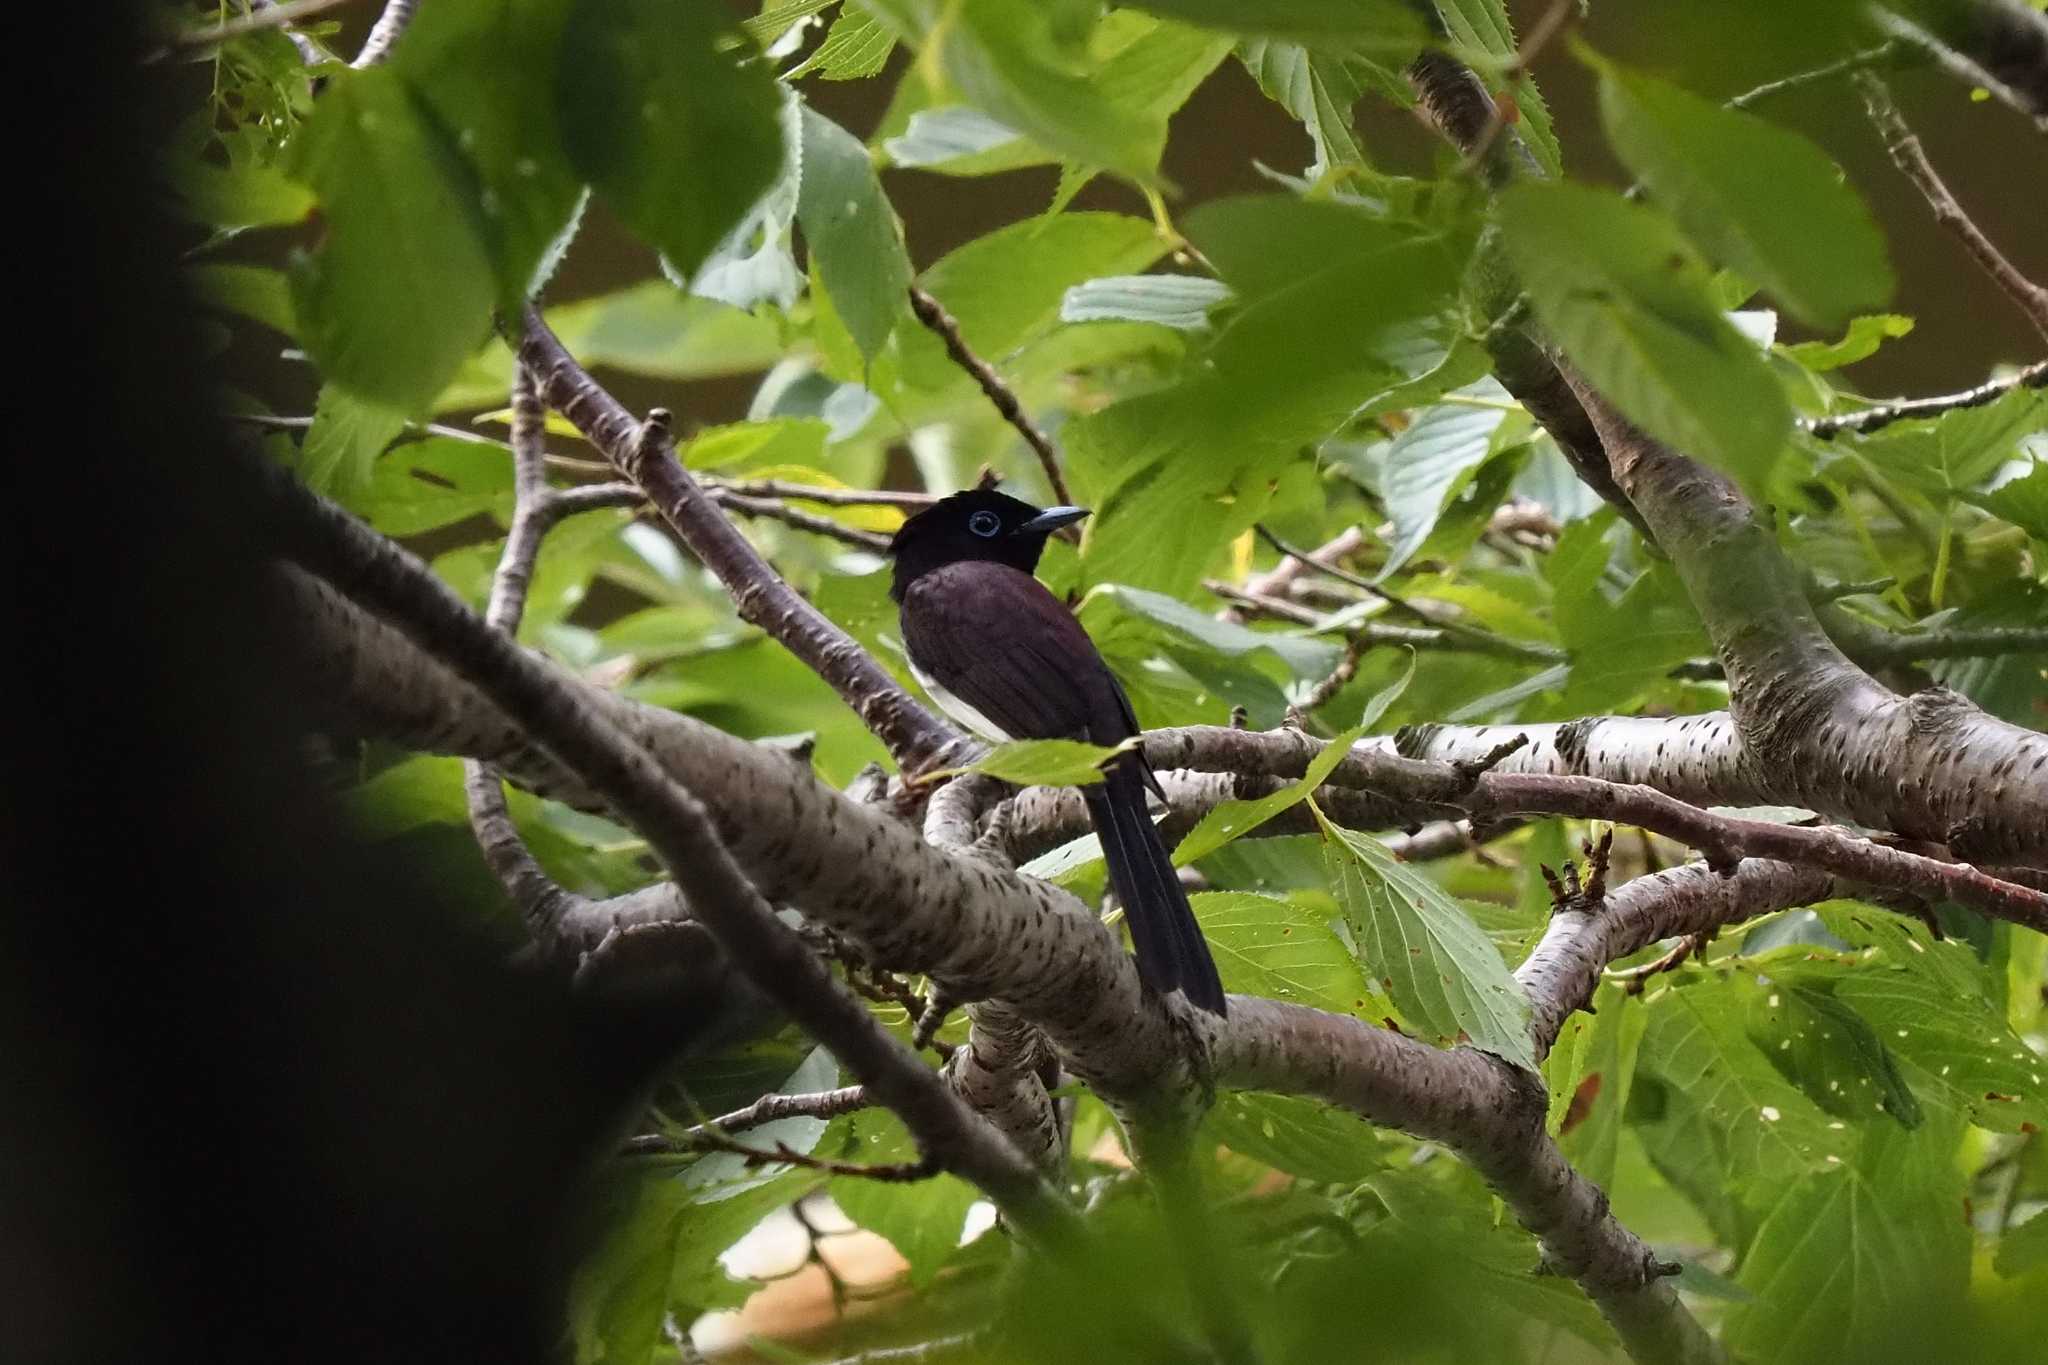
left=1315, top=807, right=1533, bottom=1068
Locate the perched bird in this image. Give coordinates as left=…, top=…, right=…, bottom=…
left=889, top=488, right=1227, bottom=1016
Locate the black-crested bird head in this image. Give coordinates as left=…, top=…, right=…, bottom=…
left=887, top=488, right=1090, bottom=602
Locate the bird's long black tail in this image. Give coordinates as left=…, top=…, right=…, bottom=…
left=1084, top=761, right=1227, bottom=1016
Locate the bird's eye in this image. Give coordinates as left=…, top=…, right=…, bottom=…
left=967, top=510, right=1003, bottom=538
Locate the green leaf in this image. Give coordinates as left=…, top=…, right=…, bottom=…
left=886, top=0, right=1160, bottom=181
left=357, top=437, right=515, bottom=536
left=1432, top=0, right=1562, bottom=178
left=1377, top=380, right=1515, bottom=578
left=1780, top=313, right=1915, bottom=371
left=949, top=738, right=1128, bottom=787
left=1175, top=656, right=1411, bottom=864
left=831, top=1168, right=979, bottom=1288
left=796, top=106, right=911, bottom=361
left=1122, top=1, right=1424, bottom=47
left=790, top=2, right=897, bottom=80
left=391, top=0, right=585, bottom=301
left=1204, top=1090, right=1382, bottom=1183
left=558, top=0, right=784, bottom=280
left=168, top=155, right=314, bottom=233
left=682, top=418, right=829, bottom=472
left=1851, top=386, right=2048, bottom=496
left=302, top=383, right=409, bottom=497
left=286, top=67, right=498, bottom=412
left=1997, top=1209, right=2048, bottom=1279
left=1967, top=458, right=2048, bottom=539
left=1314, top=808, right=1534, bottom=1068
left=882, top=105, right=1040, bottom=173
left=1236, top=39, right=1379, bottom=173
left=1745, top=976, right=1924, bottom=1129
left=1072, top=197, right=1472, bottom=594
left=1544, top=981, right=1647, bottom=1189
left=1634, top=972, right=1836, bottom=1185
left=901, top=212, right=1166, bottom=391
left=1828, top=964, right=2048, bottom=1133
left=187, top=262, right=296, bottom=337
left=1594, top=57, right=1892, bottom=328
left=1194, top=890, right=1376, bottom=1011
left=1727, top=1122, right=1970, bottom=1363
left=1498, top=182, right=1792, bottom=490
left=1060, top=274, right=1233, bottom=330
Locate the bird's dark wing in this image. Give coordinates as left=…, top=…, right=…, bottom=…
left=899, top=562, right=1134, bottom=745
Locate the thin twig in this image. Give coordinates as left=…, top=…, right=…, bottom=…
left=1252, top=525, right=1560, bottom=661
left=1725, top=42, right=1901, bottom=110
left=1868, top=3, right=2048, bottom=131
left=1858, top=72, right=2048, bottom=343
left=1297, top=634, right=1369, bottom=713
left=1207, top=580, right=1566, bottom=661
left=626, top=1130, right=936, bottom=1181
left=1457, top=0, right=1579, bottom=174
left=638, top=1085, right=874, bottom=1148
left=466, top=367, right=587, bottom=937
left=907, top=285, right=1075, bottom=509
left=710, top=489, right=895, bottom=552
left=708, top=478, right=936, bottom=510
left=350, top=0, right=418, bottom=68
left=1804, top=358, right=2048, bottom=437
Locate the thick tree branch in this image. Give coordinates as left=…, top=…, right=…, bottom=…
left=1516, top=861, right=1839, bottom=1062
left=1403, top=53, right=1654, bottom=542
left=516, top=306, right=963, bottom=774
left=1562, top=379, right=2048, bottom=863
left=256, top=459, right=1075, bottom=1245
left=274, top=519, right=1726, bottom=1348
left=1857, top=73, right=2048, bottom=341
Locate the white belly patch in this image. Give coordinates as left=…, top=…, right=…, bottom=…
left=909, top=659, right=1014, bottom=744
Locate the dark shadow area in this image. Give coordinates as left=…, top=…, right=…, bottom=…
left=2, top=15, right=682, bottom=1364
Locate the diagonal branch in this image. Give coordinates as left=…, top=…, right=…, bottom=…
left=907, top=285, right=1074, bottom=509
left=1857, top=72, right=2048, bottom=342
left=256, top=458, right=1077, bottom=1246
left=516, top=305, right=963, bottom=774
left=1516, top=861, right=1839, bottom=1062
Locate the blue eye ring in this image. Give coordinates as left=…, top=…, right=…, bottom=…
left=967, top=509, right=1003, bottom=538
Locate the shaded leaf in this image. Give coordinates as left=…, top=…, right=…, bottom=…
left=286, top=67, right=498, bottom=412
left=1499, top=182, right=1792, bottom=490
left=1595, top=57, right=1892, bottom=328
left=558, top=0, right=784, bottom=280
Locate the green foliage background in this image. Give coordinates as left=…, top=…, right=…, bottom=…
left=171, top=2, right=2047, bottom=1361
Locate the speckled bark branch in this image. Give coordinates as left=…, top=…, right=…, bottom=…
left=261, top=461, right=1075, bottom=1243
left=351, top=0, right=418, bottom=69
left=1517, top=862, right=1838, bottom=1062
left=516, top=307, right=962, bottom=774
left=1566, top=380, right=2048, bottom=862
